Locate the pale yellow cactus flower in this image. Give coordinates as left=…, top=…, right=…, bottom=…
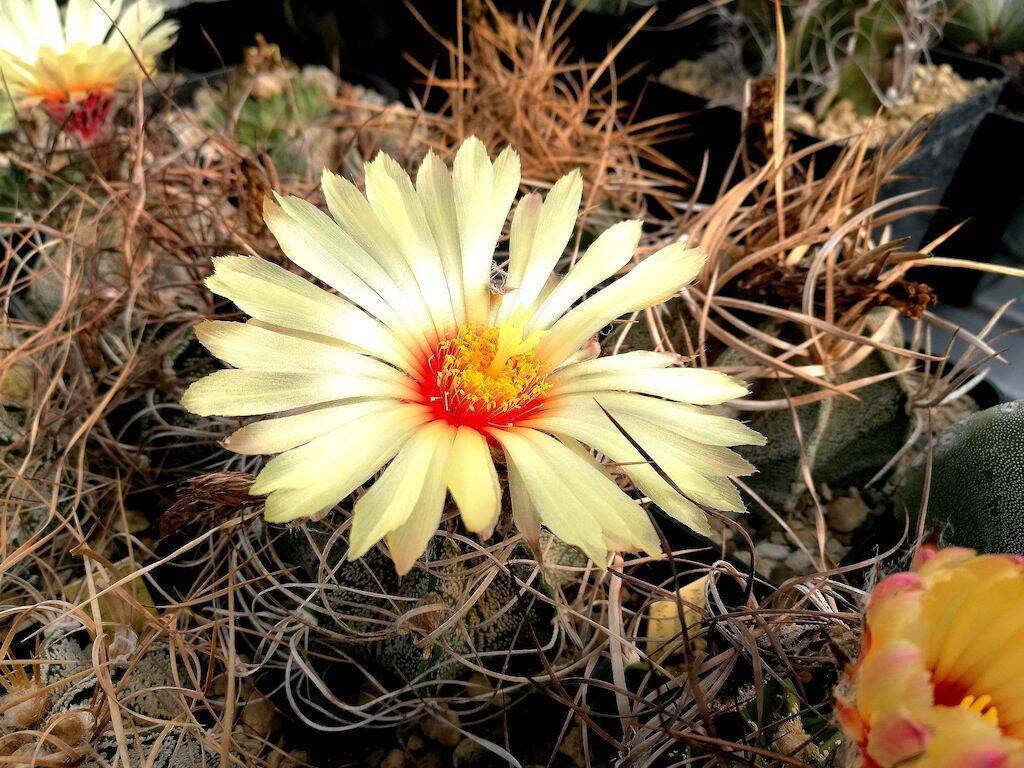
left=183, top=138, right=763, bottom=573
left=0, top=0, right=177, bottom=138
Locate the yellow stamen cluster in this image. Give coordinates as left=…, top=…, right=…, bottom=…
left=959, top=694, right=1000, bottom=726
left=436, top=323, right=549, bottom=416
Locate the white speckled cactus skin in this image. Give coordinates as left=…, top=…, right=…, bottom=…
left=897, top=400, right=1024, bottom=554
left=0, top=633, right=222, bottom=767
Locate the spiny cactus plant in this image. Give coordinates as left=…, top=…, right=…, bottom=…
left=739, top=679, right=841, bottom=767
left=896, top=400, right=1024, bottom=554
left=194, top=37, right=334, bottom=176
left=714, top=319, right=912, bottom=510
left=229, top=78, right=330, bottom=154
left=0, top=157, right=59, bottom=223
left=272, top=520, right=566, bottom=686
left=137, top=334, right=229, bottom=486
left=944, top=0, right=1024, bottom=53
left=729, top=0, right=948, bottom=114
left=0, top=636, right=221, bottom=767
left=0, top=162, right=27, bottom=223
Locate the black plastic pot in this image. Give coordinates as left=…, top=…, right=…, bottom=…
left=558, top=0, right=720, bottom=95
left=635, top=80, right=744, bottom=203
left=915, top=108, right=1024, bottom=305
left=878, top=50, right=1007, bottom=251
left=1004, top=192, right=1024, bottom=259
left=644, top=49, right=1008, bottom=247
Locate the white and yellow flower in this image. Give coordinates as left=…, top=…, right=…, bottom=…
left=0, top=0, right=176, bottom=138
left=183, top=138, right=764, bottom=573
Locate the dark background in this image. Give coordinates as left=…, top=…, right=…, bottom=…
left=166, top=0, right=702, bottom=100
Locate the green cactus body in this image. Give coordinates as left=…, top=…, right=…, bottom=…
left=831, top=0, right=909, bottom=113
left=0, top=163, right=30, bottom=222
left=716, top=320, right=911, bottom=510
left=735, top=0, right=942, bottom=114
left=275, top=521, right=561, bottom=686
left=896, top=400, right=1024, bottom=554
left=234, top=77, right=329, bottom=152
left=945, top=0, right=1024, bottom=53
left=200, top=73, right=331, bottom=176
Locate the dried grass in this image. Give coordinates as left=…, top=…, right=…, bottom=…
left=1, top=4, right=1022, bottom=767
left=406, top=0, right=684, bottom=234
left=617, top=109, right=1024, bottom=412
left=0, top=89, right=300, bottom=766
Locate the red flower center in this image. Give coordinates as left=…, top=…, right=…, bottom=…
left=42, top=92, right=115, bottom=142
left=417, top=324, right=549, bottom=431
left=933, top=678, right=1002, bottom=728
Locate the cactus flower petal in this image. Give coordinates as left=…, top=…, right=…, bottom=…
left=183, top=138, right=762, bottom=573
left=839, top=548, right=1024, bottom=767
left=0, top=0, right=177, bottom=139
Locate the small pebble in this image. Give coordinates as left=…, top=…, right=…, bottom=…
left=784, top=549, right=814, bottom=574
left=826, top=537, right=848, bottom=561
left=422, top=710, right=462, bottom=748
left=828, top=496, right=869, bottom=534
left=453, top=739, right=506, bottom=768
left=405, top=734, right=425, bottom=752
left=794, top=63, right=989, bottom=144
left=755, top=542, right=792, bottom=561
left=273, top=752, right=308, bottom=768
left=770, top=561, right=797, bottom=583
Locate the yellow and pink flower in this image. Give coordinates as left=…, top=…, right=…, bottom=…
left=838, top=547, right=1024, bottom=768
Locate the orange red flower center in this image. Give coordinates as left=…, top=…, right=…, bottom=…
left=932, top=680, right=1002, bottom=728
left=41, top=91, right=115, bottom=141
left=419, top=323, right=549, bottom=431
